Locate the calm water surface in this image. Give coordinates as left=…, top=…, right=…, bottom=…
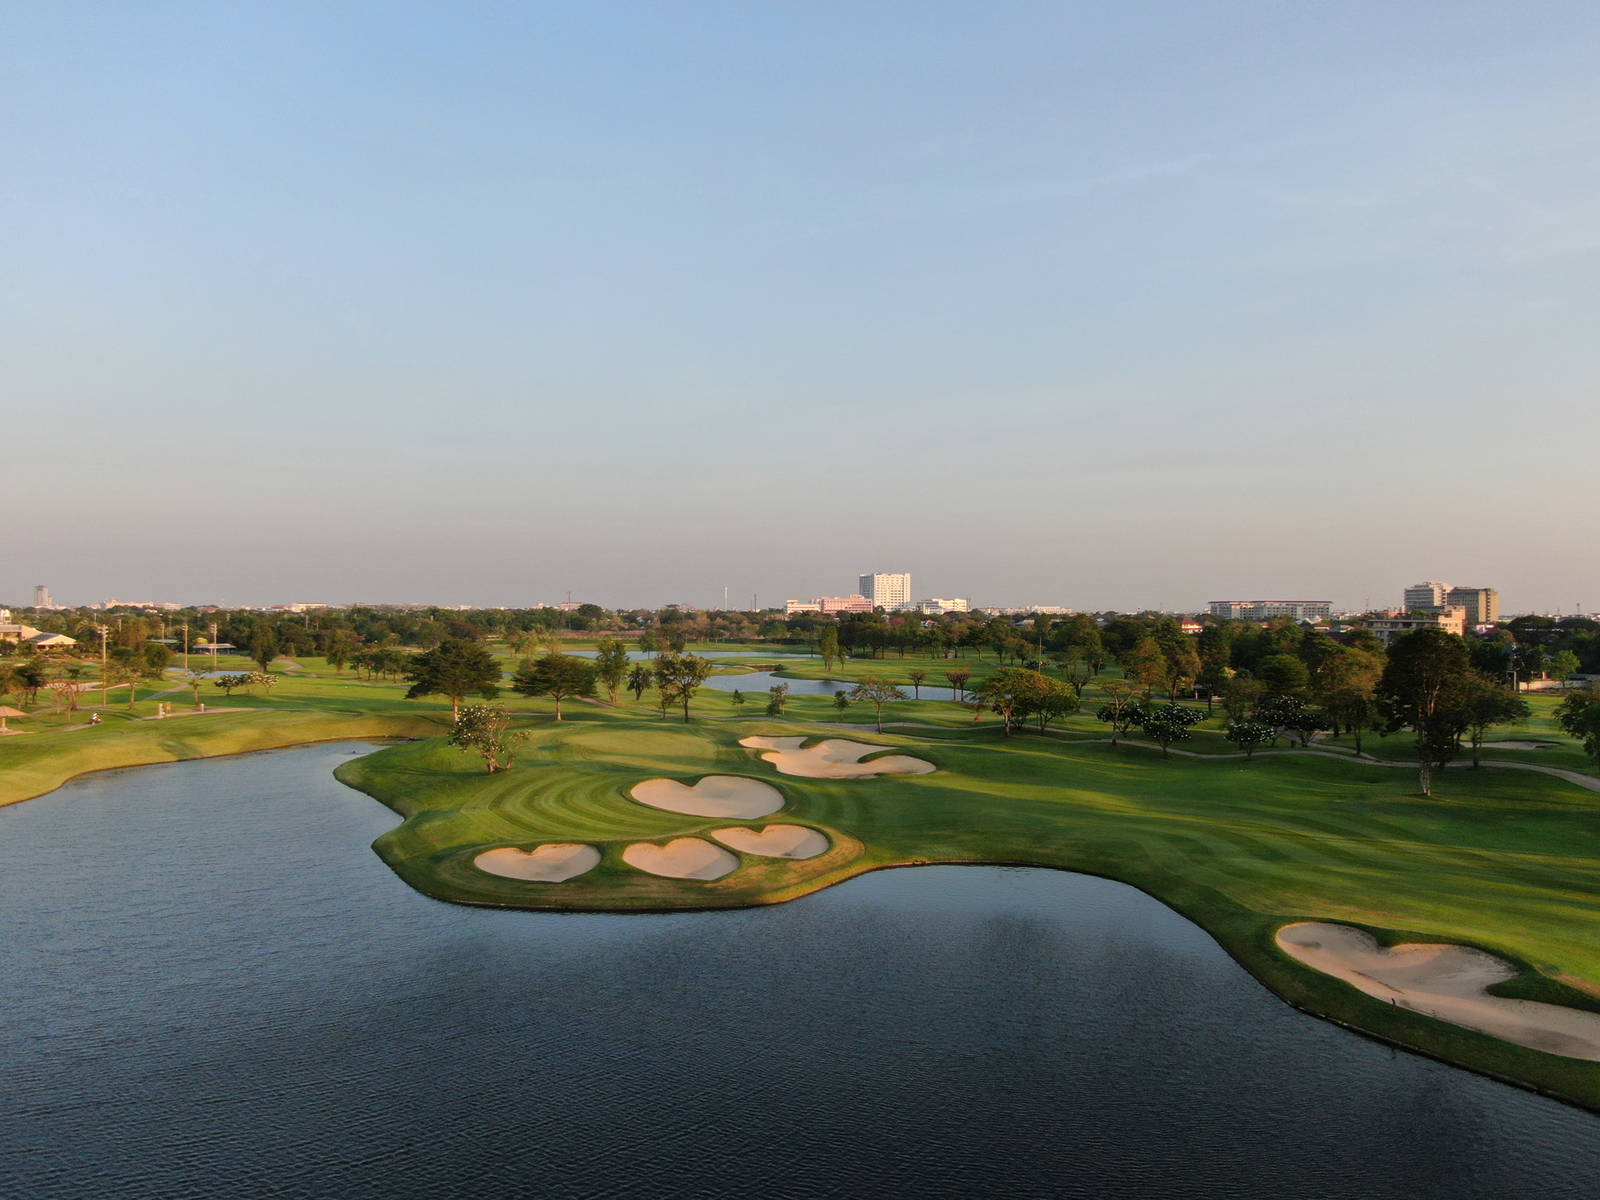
left=1, top=744, right=1596, bottom=1199
left=702, top=668, right=960, bottom=702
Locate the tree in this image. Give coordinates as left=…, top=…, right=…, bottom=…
left=849, top=677, right=907, bottom=733
left=1122, top=638, right=1167, bottom=699
left=1376, top=627, right=1474, bottom=796
left=325, top=630, right=355, bottom=674
left=108, top=648, right=150, bottom=709
left=944, top=669, right=971, bottom=702
left=818, top=626, right=841, bottom=671
left=1554, top=687, right=1600, bottom=769
left=1255, top=693, right=1319, bottom=747
left=730, top=688, right=745, bottom=714
left=405, top=639, right=501, bottom=720
left=1458, top=675, right=1530, bottom=768
left=1138, top=703, right=1203, bottom=755
left=14, top=662, right=46, bottom=707
left=637, top=629, right=660, bottom=657
left=448, top=703, right=522, bottom=774
left=833, top=689, right=850, bottom=715
left=627, top=663, right=653, bottom=702
left=1054, top=651, right=1093, bottom=697
left=47, top=678, right=82, bottom=724
left=214, top=673, right=251, bottom=698
left=1020, top=675, right=1079, bottom=734
left=250, top=627, right=280, bottom=674
left=183, top=670, right=207, bottom=707
left=142, top=642, right=171, bottom=675
left=1222, top=676, right=1264, bottom=722
left=1160, top=638, right=1202, bottom=701
left=1095, top=681, right=1148, bottom=746
left=1258, top=653, right=1310, bottom=696
left=907, top=668, right=927, bottom=698
left=973, top=668, right=1031, bottom=736
left=1225, top=718, right=1274, bottom=759
left=767, top=682, right=789, bottom=716
left=653, top=653, right=713, bottom=722
left=1324, top=686, right=1378, bottom=756
left=593, top=637, right=630, bottom=704
left=511, top=653, right=597, bottom=721
left=1550, top=650, right=1581, bottom=688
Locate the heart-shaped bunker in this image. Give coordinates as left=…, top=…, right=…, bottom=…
left=629, top=775, right=784, bottom=818
left=475, top=843, right=601, bottom=883
left=622, top=838, right=740, bottom=880
left=712, top=824, right=830, bottom=860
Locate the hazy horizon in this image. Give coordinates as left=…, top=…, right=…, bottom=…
left=8, top=3, right=1598, bottom=614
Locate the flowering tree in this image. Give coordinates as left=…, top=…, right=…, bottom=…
left=448, top=703, right=522, bottom=774
left=1138, top=703, right=1203, bottom=755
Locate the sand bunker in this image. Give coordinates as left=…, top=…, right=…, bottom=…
left=1277, top=922, right=1600, bottom=1061
left=622, top=838, right=739, bottom=880
left=1481, top=741, right=1560, bottom=751
left=712, top=824, right=830, bottom=859
left=475, top=843, right=600, bottom=883
left=739, top=736, right=935, bottom=778
left=630, top=775, right=785, bottom=819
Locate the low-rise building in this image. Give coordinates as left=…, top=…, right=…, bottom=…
left=900, top=597, right=970, bottom=615
left=1367, top=606, right=1467, bottom=644
left=818, top=594, right=874, bottom=615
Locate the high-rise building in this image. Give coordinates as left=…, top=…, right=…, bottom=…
left=858, top=572, right=911, bottom=610
left=32, top=585, right=54, bottom=609
left=1445, top=586, right=1499, bottom=625
left=1403, top=581, right=1451, bottom=611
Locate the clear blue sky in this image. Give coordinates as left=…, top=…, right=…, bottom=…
left=7, top=2, right=1598, bottom=613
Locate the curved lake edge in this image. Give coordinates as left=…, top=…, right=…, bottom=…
left=11, top=731, right=1600, bottom=1116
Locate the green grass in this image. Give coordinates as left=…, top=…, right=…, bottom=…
left=6, top=649, right=1599, bottom=1110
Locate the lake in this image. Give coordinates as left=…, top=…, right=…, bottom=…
left=703, top=668, right=961, bottom=702
left=1, top=743, right=1595, bottom=1198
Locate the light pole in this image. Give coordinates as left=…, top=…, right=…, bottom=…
left=181, top=623, right=190, bottom=673
left=210, top=621, right=219, bottom=675
left=96, top=624, right=109, bottom=708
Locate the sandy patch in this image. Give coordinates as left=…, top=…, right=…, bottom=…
left=1276, top=922, right=1600, bottom=1061
left=1480, top=741, right=1560, bottom=751
left=475, top=843, right=600, bottom=883
left=622, top=838, right=739, bottom=880
left=630, top=775, right=784, bottom=818
left=712, top=824, right=830, bottom=859
left=739, top=735, right=935, bottom=778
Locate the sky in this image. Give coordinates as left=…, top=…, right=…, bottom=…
left=6, top=2, right=1599, bottom=614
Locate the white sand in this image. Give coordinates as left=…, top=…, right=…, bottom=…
left=1277, top=922, right=1600, bottom=1061
left=712, top=824, right=830, bottom=859
left=622, top=838, right=739, bottom=880
left=629, top=775, right=785, bottom=819
left=739, top=735, right=935, bottom=779
left=1480, top=741, right=1560, bottom=750
left=474, top=843, right=600, bottom=883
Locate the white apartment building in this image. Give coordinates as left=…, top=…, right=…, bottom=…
left=1207, top=600, right=1332, bottom=621
left=1403, top=581, right=1451, bottom=610
left=858, top=573, right=912, bottom=610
